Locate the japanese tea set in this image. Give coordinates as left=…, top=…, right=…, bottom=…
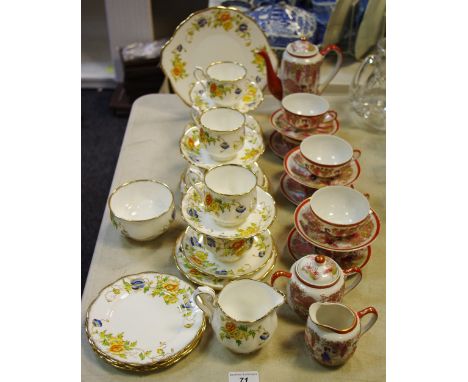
left=85, top=6, right=380, bottom=372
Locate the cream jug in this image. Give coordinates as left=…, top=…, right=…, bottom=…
left=192, top=279, right=285, bottom=353
left=305, top=302, right=378, bottom=366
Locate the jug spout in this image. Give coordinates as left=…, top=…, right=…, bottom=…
left=308, top=302, right=357, bottom=334
left=257, top=49, right=283, bottom=101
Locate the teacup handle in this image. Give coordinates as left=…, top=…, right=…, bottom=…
left=194, top=66, right=208, bottom=86
left=271, top=270, right=292, bottom=287
left=352, top=149, right=361, bottom=160
left=192, top=286, right=217, bottom=322
left=342, top=267, right=362, bottom=296
left=322, top=110, right=338, bottom=124
left=357, top=306, right=378, bottom=336
left=186, top=166, right=205, bottom=201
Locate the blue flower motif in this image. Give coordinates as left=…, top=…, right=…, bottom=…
left=258, top=251, right=265, bottom=258
left=176, top=44, right=183, bottom=52
left=198, top=18, right=207, bottom=27
left=188, top=208, right=199, bottom=218
left=190, top=236, right=202, bottom=247
left=238, top=23, right=248, bottom=32
left=180, top=302, right=193, bottom=309
left=92, top=319, right=102, bottom=327
left=215, top=270, right=228, bottom=276
left=206, top=236, right=216, bottom=247
left=220, top=142, right=230, bottom=150
left=234, top=88, right=242, bottom=95
left=260, top=331, right=270, bottom=340
left=322, top=351, right=331, bottom=362
left=131, top=278, right=145, bottom=290
left=236, top=205, right=246, bottom=214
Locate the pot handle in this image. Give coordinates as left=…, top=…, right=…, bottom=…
left=271, top=270, right=292, bottom=287
left=318, top=44, right=343, bottom=94
left=192, top=286, right=217, bottom=322
left=343, top=267, right=362, bottom=296
left=357, top=306, right=378, bottom=336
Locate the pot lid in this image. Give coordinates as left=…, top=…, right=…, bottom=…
left=295, top=255, right=340, bottom=287
left=286, top=39, right=318, bottom=58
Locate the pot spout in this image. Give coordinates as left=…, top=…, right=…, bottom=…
left=257, top=49, right=283, bottom=100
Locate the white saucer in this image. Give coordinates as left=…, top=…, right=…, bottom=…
left=173, top=233, right=278, bottom=291
left=182, top=226, right=273, bottom=279
left=189, top=79, right=264, bottom=114
left=284, top=147, right=361, bottom=188
left=180, top=124, right=265, bottom=170
left=181, top=184, right=276, bottom=239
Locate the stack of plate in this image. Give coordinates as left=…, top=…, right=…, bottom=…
left=85, top=272, right=206, bottom=371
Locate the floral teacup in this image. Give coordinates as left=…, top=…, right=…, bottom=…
left=194, top=61, right=247, bottom=107
left=189, top=164, right=257, bottom=227
left=198, top=107, right=246, bottom=161
left=204, top=235, right=254, bottom=263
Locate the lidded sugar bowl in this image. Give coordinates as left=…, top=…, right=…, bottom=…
left=271, top=254, right=362, bottom=319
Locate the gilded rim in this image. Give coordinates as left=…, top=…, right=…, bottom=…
left=204, top=278, right=285, bottom=324
left=85, top=271, right=207, bottom=370
left=294, top=197, right=381, bottom=252
left=204, top=163, right=257, bottom=196
left=179, top=124, right=265, bottom=170
left=309, top=302, right=358, bottom=334
left=160, top=6, right=278, bottom=106
left=206, top=61, right=247, bottom=82
left=108, top=179, right=175, bottom=222
left=181, top=226, right=274, bottom=279
left=189, top=79, right=265, bottom=113
left=182, top=184, right=277, bottom=239
left=200, top=106, right=246, bottom=133
left=173, top=231, right=279, bottom=290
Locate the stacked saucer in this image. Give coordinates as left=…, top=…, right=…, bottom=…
left=290, top=186, right=380, bottom=271
left=268, top=93, right=340, bottom=159
left=280, top=134, right=362, bottom=206
left=178, top=163, right=277, bottom=290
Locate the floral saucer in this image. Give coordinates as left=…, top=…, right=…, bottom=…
left=182, top=184, right=276, bottom=239
left=294, top=198, right=381, bottom=252
left=182, top=226, right=273, bottom=279
left=270, top=109, right=339, bottom=142
left=190, top=79, right=264, bottom=114
left=180, top=124, right=265, bottom=170
left=284, top=147, right=361, bottom=188
left=86, top=272, right=206, bottom=371
left=268, top=130, right=299, bottom=159
left=279, top=172, right=316, bottom=205
left=174, top=233, right=278, bottom=291
left=287, top=227, right=372, bottom=269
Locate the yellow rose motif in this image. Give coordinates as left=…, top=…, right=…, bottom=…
left=109, top=341, right=124, bottom=353
left=163, top=294, right=179, bottom=305
left=163, top=279, right=179, bottom=292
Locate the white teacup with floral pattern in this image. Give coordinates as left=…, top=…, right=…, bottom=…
left=194, top=61, right=247, bottom=107
left=189, top=164, right=257, bottom=227
left=192, top=279, right=285, bottom=353
left=204, top=235, right=254, bottom=263
left=199, top=107, right=246, bottom=161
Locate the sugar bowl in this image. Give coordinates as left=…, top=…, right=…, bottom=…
left=271, top=254, right=362, bottom=319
